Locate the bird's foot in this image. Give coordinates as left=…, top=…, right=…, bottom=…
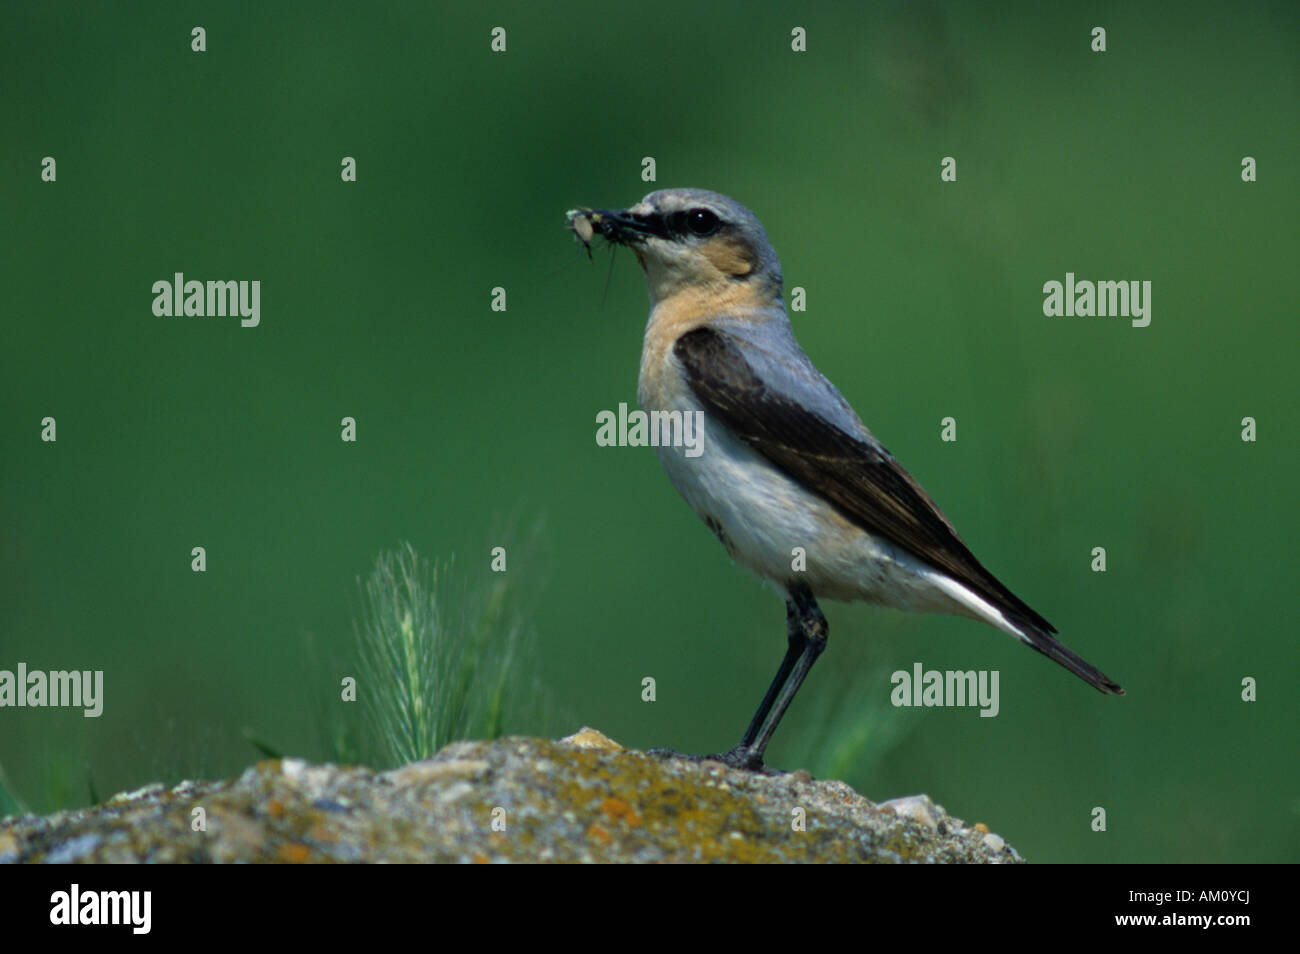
left=646, top=743, right=783, bottom=775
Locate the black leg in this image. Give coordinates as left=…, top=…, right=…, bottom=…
left=649, top=584, right=828, bottom=773
left=722, top=584, right=827, bottom=770
left=744, top=612, right=826, bottom=765
left=738, top=595, right=808, bottom=748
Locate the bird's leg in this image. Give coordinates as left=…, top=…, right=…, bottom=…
left=648, top=584, right=827, bottom=773
left=737, top=594, right=809, bottom=748
left=717, top=584, right=828, bottom=770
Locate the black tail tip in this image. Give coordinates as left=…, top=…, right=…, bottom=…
left=1022, top=628, right=1124, bottom=696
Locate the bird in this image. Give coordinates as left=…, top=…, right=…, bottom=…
left=567, top=188, right=1123, bottom=771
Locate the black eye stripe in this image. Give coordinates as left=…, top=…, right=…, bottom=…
left=687, top=209, right=720, bottom=236
left=616, top=207, right=726, bottom=241
left=628, top=212, right=670, bottom=238
left=665, top=208, right=723, bottom=239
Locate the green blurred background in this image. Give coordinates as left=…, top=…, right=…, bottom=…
left=2, top=1, right=1296, bottom=862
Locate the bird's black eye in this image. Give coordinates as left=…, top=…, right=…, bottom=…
left=685, top=208, right=721, bottom=237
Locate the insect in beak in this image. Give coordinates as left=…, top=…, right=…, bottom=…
left=566, top=208, right=599, bottom=258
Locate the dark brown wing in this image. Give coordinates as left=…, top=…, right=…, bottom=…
left=674, top=326, right=1123, bottom=694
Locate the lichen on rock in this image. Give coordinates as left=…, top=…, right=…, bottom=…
left=0, top=728, right=1022, bottom=863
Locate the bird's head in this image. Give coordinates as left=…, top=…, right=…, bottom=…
left=568, top=188, right=783, bottom=306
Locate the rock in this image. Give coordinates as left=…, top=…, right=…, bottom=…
left=0, top=729, right=1023, bottom=863
left=982, top=832, right=1006, bottom=854
left=880, top=794, right=939, bottom=831
left=560, top=727, right=623, bottom=751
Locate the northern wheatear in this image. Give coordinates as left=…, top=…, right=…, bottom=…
left=568, top=188, right=1123, bottom=770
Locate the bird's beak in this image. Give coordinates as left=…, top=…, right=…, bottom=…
left=567, top=206, right=666, bottom=246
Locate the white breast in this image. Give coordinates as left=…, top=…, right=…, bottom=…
left=639, top=351, right=979, bottom=620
